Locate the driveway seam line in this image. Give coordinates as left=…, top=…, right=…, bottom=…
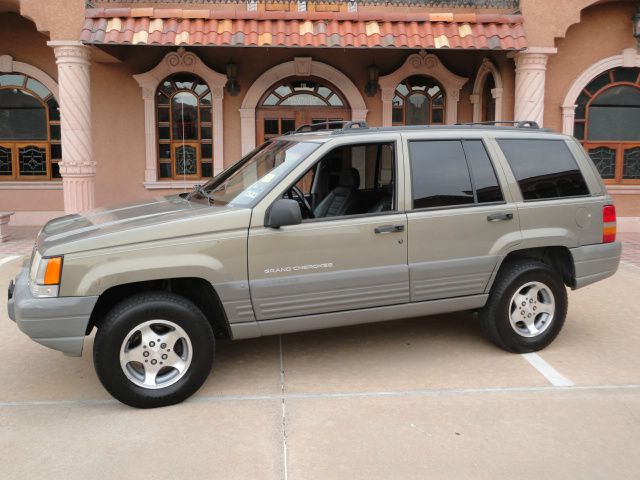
left=2, top=384, right=640, bottom=407
left=279, top=335, right=289, bottom=480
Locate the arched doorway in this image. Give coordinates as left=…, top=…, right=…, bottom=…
left=256, top=78, right=351, bottom=143
left=471, top=58, right=503, bottom=123
left=573, top=67, right=640, bottom=184
left=239, top=58, right=368, bottom=155
left=391, top=75, right=445, bottom=126
left=481, top=74, right=496, bottom=122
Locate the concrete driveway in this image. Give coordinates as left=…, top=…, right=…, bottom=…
left=1, top=255, right=639, bottom=480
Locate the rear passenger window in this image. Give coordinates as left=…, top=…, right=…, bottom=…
left=409, top=140, right=473, bottom=209
left=409, top=139, right=504, bottom=209
left=463, top=140, right=504, bottom=203
left=498, top=139, right=589, bottom=200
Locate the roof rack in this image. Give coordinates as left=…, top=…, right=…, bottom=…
left=291, top=121, right=369, bottom=134
left=456, top=120, right=540, bottom=129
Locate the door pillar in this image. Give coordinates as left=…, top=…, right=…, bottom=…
left=47, top=41, right=95, bottom=214
left=512, top=47, right=556, bottom=127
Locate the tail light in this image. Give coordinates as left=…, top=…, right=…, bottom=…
left=602, top=205, right=616, bottom=243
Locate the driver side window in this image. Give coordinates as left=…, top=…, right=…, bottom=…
left=288, top=142, right=396, bottom=220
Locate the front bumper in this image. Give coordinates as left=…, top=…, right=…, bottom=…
left=7, top=266, right=99, bottom=357
left=570, top=241, right=622, bottom=289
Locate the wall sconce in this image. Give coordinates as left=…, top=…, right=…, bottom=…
left=226, top=59, right=240, bottom=96
left=634, top=2, right=640, bottom=43
left=364, top=64, right=379, bottom=97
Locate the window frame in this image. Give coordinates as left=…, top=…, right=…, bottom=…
left=574, top=68, right=640, bottom=185
left=0, top=77, right=61, bottom=182
left=274, top=139, right=401, bottom=224
left=156, top=73, right=214, bottom=181
left=392, top=75, right=446, bottom=127
left=497, top=138, right=592, bottom=203
left=407, top=138, right=506, bottom=212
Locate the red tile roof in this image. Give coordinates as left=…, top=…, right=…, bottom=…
left=81, top=8, right=527, bottom=50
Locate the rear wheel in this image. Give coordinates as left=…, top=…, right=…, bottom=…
left=479, top=260, right=567, bottom=353
left=93, top=292, right=215, bottom=408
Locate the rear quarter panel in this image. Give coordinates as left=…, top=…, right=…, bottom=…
left=486, top=134, right=607, bottom=251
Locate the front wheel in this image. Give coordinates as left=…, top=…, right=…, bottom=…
left=479, top=260, right=568, bottom=353
left=93, top=292, right=215, bottom=408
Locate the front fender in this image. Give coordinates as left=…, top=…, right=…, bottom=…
left=58, top=231, right=248, bottom=297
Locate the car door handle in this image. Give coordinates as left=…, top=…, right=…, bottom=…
left=374, top=224, right=405, bottom=234
left=487, top=212, right=514, bottom=222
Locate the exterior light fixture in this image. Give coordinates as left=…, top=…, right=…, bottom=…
left=634, top=2, right=640, bottom=42
left=364, top=64, right=379, bottom=97
left=226, top=59, right=240, bottom=96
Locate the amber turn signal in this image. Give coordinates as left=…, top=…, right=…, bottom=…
left=43, top=257, right=63, bottom=285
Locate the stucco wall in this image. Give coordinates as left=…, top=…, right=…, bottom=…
left=89, top=46, right=507, bottom=206
left=542, top=1, right=638, bottom=216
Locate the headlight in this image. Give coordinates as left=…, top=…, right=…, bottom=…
left=29, top=252, right=63, bottom=298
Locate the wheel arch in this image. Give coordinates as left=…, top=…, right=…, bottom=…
left=86, top=277, right=232, bottom=340
left=486, top=246, right=576, bottom=293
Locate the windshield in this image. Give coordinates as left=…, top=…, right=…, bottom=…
left=190, top=140, right=320, bottom=206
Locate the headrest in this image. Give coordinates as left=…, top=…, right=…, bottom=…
left=338, top=168, right=360, bottom=189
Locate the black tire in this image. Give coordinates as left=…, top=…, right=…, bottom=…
left=93, top=292, right=215, bottom=408
left=479, top=260, right=568, bottom=353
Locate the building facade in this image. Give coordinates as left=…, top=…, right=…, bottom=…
left=1, top=0, right=639, bottom=230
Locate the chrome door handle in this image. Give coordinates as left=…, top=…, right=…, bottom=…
left=487, top=212, right=514, bottom=222
left=375, top=224, right=405, bottom=234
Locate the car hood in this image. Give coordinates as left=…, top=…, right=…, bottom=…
left=37, top=195, right=250, bottom=256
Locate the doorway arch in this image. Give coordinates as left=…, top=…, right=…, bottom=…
left=240, top=58, right=367, bottom=155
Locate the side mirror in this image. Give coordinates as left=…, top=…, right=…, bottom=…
left=266, top=199, right=302, bottom=228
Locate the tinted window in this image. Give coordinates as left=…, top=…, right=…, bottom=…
left=498, top=139, right=589, bottom=200
left=463, top=140, right=503, bottom=203
left=409, top=140, right=473, bottom=208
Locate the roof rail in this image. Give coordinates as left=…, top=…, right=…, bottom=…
left=291, top=120, right=369, bottom=134
left=456, top=120, right=540, bottom=129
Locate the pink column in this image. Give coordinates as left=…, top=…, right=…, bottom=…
left=513, top=48, right=556, bottom=127
left=47, top=41, right=95, bottom=214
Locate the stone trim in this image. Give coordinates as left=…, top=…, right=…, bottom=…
left=0, top=181, right=63, bottom=190
left=239, top=57, right=368, bottom=155
left=0, top=54, right=59, bottom=99
left=6, top=211, right=65, bottom=226
left=133, top=47, right=227, bottom=184
left=143, top=180, right=208, bottom=190
left=561, top=48, right=640, bottom=136
left=607, top=185, right=640, bottom=195
left=471, top=58, right=503, bottom=122
left=378, top=50, right=467, bottom=126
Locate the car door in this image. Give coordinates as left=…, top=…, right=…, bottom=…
left=404, top=134, right=522, bottom=302
left=248, top=136, right=410, bottom=322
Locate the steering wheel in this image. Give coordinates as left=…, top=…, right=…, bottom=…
left=290, top=185, right=315, bottom=219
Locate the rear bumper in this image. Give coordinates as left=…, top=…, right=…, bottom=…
left=570, top=241, right=622, bottom=289
left=7, top=266, right=98, bottom=357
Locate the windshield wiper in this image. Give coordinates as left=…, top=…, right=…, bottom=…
left=188, top=184, right=215, bottom=205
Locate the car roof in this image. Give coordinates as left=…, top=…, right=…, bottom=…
left=275, top=122, right=565, bottom=143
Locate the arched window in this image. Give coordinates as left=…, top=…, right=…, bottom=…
left=257, top=79, right=351, bottom=142
left=156, top=73, right=213, bottom=179
left=0, top=73, right=61, bottom=180
left=392, top=75, right=445, bottom=126
left=574, top=68, right=640, bottom=184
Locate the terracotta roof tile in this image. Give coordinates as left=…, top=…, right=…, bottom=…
left=81, top=9, right=527, bottom=50
left=131, top=8, right=153, bottom=18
